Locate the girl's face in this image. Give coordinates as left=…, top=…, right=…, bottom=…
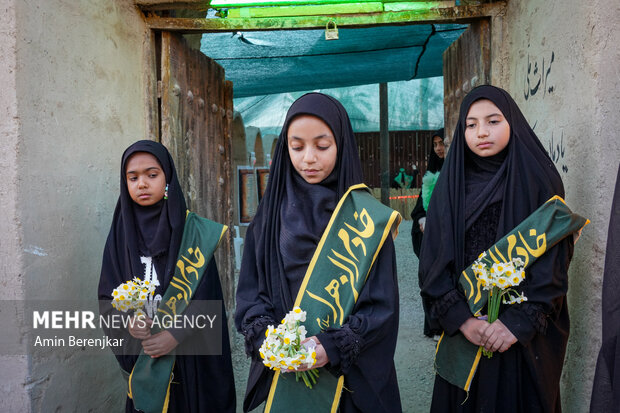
left=464, top=99, right=510, bottom=157
left=287, top=115, right=337, bottom=184
left=433, top=135, right=446, bottom=159
left=125, top=152, right=166, bottom=206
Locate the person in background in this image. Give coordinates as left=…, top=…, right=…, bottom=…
left=411, top=128, right=446, bottom=257
left=410, top=128, right=445, bottom=338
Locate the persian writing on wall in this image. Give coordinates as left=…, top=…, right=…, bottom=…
left=520, top=47, right=568, bottom=175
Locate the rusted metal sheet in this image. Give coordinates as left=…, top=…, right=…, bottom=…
left=356, top=129, right=435, bottom=188
left=143, top=3, right=505, bottom=32
left=160, top=32, right=235, bottom=311
left=442, top=18, right=490, bottom=143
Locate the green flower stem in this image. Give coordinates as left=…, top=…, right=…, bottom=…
left=297, top=372, right=313, bottom=389
left=484, top=287, right=519, bottom=358
left=484, top=286, right=501, bottom=358
left=309, top=370, right=317, bottom=385
left=293, top=369, right=320, bottom=389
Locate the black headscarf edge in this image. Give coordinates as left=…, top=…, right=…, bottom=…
left=99, top=140, right=187, bottom=302
left=238, top=93, right=364, bottom=320
left=421, top=84, right=565, bottom=296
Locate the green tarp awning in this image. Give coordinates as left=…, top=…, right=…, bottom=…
left=200, top=24, right=466, bottom=97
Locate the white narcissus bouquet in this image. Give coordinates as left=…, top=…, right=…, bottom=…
left=259, top=307, right=319, bottom=388
left=111, top=277, right=156, bottom=317
left=471, top=252, right=528, bottom=358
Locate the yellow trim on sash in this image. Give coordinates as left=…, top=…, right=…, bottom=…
left=544, top=196, right=591, bottom=230
left=186, top=210, right=228, bottom=245
left=435, top=333, right=444, bottom=355
left=464, top=348, right=483, bottom=392
left=162, top=362, right=175, bottom=413
left=331, top=377, right=345, bottom=413
left=266, top=184, right=366, bottom=412
left=266, top=183, right=398, bottom=412
left=218, top=225, right=228, bottom=246
left=127, top=213, right=225, bottom=411
left=265, top=371, right=281, bottom=412
left=364, top=210, right=401, bottom=283
left=293, top=183, right=368, bottom=308
left=128, top=367, right=135, bottom=398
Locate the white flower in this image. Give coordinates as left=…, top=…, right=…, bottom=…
left=111, top=278, right=157, bottom=314
left=291, top=307, right=307, bottom=322
left=502, top=291, right=528, bottom=305
left=260, top=307, right=316, bottom=374
left=512, top=257, right=525, bottom=268
left=298, top=325, right=307, bottom=340
left=283, top=332, right=296, bottom=346
left=491, top=262, right=508, bottom=277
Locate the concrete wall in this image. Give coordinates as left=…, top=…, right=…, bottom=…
left=493, top=1, right=620, bottom=411
left=6, top=0, right=148, bottom=410
left=0, top=0, right=30, bottom=410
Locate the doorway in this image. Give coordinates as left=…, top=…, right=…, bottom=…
left=138, top=3, right=496, bottom=410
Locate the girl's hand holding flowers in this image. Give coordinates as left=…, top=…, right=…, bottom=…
left=111, top=277, right=157, bottom=340
left=292, top=337, right=329, bottom=371
left=111, top=277, right=156, bottom=316
left=480, top=319, right=517, bottom=353
left=142, top=330, right=179, bottom=358
left=459, top=317, right=488, bottom=347
left=128, top=315, right=152, bottom=340
left=259, top=307, right=321, bottom=388
left=471, top=253, right=527, bottom=358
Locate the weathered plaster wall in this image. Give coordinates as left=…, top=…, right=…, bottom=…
left=0, top=0, right=30, bottom=410
left=13, top=0, right=147, bottom=410
left=494, top=0, right=620, bottom=411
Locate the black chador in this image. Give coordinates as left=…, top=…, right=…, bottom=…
left=591, top=165, right=620, bottom=412
left=410, top=128, right=445, bottom=259
left=98, top=140, right=235, bottom=413
left=235, top=93, right=402, bottom=412
left=420, top=86, right=575, bottom=412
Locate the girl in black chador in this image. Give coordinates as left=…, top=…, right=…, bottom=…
left=98, top=140, right=235, bottom=413
left=411, top=128, right=446, bottom=338
left=235, top=93, right=402, bottom=412
left=420, top=86, right=575, bottom=412
left=410, top=128, right=446, bottom=259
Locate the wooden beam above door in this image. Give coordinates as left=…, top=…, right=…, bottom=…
left=142, top=2, right=505, bottom=31
left=136, top=0, right=210, bottom=11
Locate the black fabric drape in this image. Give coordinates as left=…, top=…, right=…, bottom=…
left=411, top=129, right=445, bottom=337
left=235, top=93, right=401, bottom=412
left=98, top=140, right=235, bottom=413
left=420, top=86, right=574, bottom=412
left=591, top=164, right=620, bottom=412
left=98, top=140, right=188, bottom=372
left=410, top=128, right=445, bottom=258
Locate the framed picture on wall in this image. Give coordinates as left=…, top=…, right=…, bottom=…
left=256, top=167, right=269, bottom=201
left=238, top=166, right=259, bottom=225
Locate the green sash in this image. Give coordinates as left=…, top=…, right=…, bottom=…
left=435, top=196, right=589, bottom=391
left=265, top=184, right=401, bottom=413
left=128, top=212, right=227, bottom=413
